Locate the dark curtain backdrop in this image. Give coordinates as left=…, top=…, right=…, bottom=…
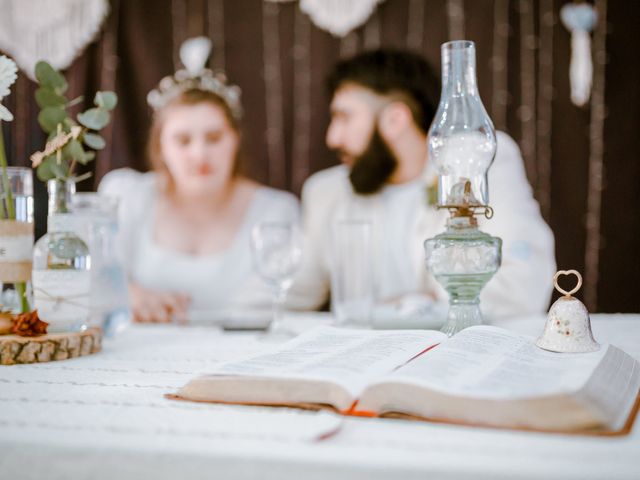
left=1, top=0, right=639, bottom=312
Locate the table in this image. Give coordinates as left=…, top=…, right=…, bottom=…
left=1, top=314, right=639, bottom=480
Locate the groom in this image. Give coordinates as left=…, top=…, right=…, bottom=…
left=289, top=49, right=556, bottom=320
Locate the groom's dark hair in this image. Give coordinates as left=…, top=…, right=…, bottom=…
left=326, top=49, right=440, bottom=133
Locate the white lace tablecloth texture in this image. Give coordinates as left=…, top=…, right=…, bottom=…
left=0, top=313, right=639, bottom=480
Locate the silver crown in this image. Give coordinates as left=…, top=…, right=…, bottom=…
left=146, top=37, right=243, bottom=121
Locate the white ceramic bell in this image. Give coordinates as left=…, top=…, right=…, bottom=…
left=536, top=270, right=600, bottom=353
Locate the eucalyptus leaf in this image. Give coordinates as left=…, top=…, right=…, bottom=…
left=38, top=107, right=67, bottom=133
left=35, top=61, right=68, bottom=93
left=63, top=117, right=77, bottom=128
left=77, top=108, right=110, bottom=130
left=94, top=91, right=118, bottom=111
left=83, top=132, right=106, bottom=150
left=76, top=150, right=96, bottom=165
left=36, top=158, right=55, bottom=181
left=35, top=87, right=67, bottom=108
left=50, top=158, right=70, bottom=179
left=63, top=139, right=85, bottom=161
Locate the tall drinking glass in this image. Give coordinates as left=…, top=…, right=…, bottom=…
left=330, top=220, right=373, bottom=327
left=71, top=193, right=130, bottom=336
left=251, top=221, right=302, bottom=334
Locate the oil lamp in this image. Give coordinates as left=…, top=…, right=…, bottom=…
left=424, top=40, right=502, bottom=336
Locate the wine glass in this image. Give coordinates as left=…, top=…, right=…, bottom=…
left=251, top=221, right=303, bottom=334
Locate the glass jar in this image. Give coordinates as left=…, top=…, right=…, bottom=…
left=0, top=167, right=34, bottom=313
left=32, top=179, right=91, bottom=332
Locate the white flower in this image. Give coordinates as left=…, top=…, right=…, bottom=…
left=0, top=55, right=18, bottom=121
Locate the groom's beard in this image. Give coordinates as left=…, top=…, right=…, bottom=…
left=347, top=127, right=397, bottom=195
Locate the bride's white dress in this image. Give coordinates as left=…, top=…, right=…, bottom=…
left=99, top=169, right=300, bottom=324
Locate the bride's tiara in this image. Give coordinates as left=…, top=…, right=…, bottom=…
left=146, top=37, right=243, bottom=121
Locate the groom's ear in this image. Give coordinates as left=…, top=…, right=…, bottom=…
left=377, top=101, right=413, bottom=141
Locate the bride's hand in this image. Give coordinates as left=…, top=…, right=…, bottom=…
left=129, top=283, right=191, bottom=324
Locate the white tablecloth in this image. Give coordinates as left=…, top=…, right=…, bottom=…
left=1, top=313, right=639, bottom=480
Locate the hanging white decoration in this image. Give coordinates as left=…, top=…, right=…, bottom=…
left=560, top=2, right=598, bottom=107
left=179, top=37, right=212, bottom=76
left=0, top=0, right=110, bottom=80
left=298, top=0, right=385, bottom=38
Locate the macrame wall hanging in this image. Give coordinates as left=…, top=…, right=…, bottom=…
left=560, top=1, right=598, bottom=107
left=0, top=0, right=110, bottom=79
left=266, top=0, right=385, bottom=38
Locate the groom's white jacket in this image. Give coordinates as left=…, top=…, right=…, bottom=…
left=288, top=132, right=556, bottom=320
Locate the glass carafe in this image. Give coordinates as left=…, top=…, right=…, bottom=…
left=32, top=179, right=91, bottom=332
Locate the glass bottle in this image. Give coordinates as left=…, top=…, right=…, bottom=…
left=424, top=40, right=502, bottom=336
left=32, top=179, right=91, bottom=332
left=0, top=167, right=34, bottom=313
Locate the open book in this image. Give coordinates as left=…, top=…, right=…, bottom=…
left=173, top=326, right=640, bottom=434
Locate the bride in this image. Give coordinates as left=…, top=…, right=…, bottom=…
left=99, top=38, right=299, bottom=324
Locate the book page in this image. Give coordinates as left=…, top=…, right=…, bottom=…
left=579, top=345, right=639, bottom=431
left=375, top=325, right=608, bottom=399
left=209, top=326, right=446, bottom=396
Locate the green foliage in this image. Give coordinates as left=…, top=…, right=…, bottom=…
left=50, top=158, right=71, bottom=179
left=62, top=139, right=84, bottom=160
left=32, top=61, right=117, bottom=182
left=35, top=61, right=68, bottom=94
left=78, top=151, right=96, bottom=165
left=78, top=108, right=110, bottom=130
left=35, top=157, right=55, bottom=181
left=35, top=87, right=66, bottom=108
left=37, top=106, right=66, bottom=133
left=94, top=91, right=117, bottom=111
left=83, top=133, right=106, bottom=150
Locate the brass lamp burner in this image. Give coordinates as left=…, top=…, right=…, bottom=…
left=437, top=180, right=494, bottom=223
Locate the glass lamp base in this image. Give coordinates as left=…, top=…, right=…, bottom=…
left=424, top=216, right=502, bottom=337
left=440, top=301, right=483, bottom=337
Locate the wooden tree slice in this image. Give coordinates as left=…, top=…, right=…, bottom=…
left=0, top=327, right=102, bottom=365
